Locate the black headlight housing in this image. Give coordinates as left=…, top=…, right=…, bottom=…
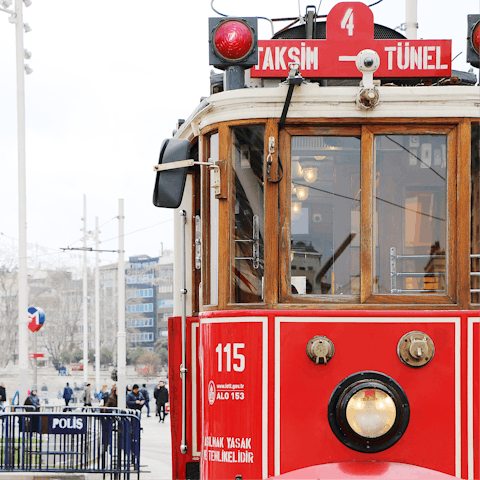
left=328, top=371, right=410, bottom=453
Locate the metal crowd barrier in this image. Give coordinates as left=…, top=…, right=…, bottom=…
left=0, top=410, right=141, bottom=479
left=3, top=405, right=138, bottom=414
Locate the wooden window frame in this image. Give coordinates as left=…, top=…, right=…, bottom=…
left=279, top=124, right=459, bottom=306
left=201, top=129, right=219, bottom=310
left=228, top=121, right=268, bottom=307
left=201, top=119, right=472, bottom=311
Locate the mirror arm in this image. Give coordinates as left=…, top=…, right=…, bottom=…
left=153, top=160, right=217, bottom=172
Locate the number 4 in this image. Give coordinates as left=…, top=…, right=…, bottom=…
left=341, top=8, right=354, bottom=36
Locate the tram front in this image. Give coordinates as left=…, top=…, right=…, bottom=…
left=153, top=3, right=480, bottom=479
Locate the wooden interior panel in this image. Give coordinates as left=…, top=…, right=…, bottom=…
left=361, top=126, right=373, bottom=303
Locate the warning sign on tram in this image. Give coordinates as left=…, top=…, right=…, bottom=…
left=251, top=2, right=451, bottom=78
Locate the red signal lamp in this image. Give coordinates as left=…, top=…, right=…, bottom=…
left=214, top=20, right=253, bottom=61
left=209, top=17, right=258, bottom=70
left=472, top=21, right=480, bottom=54
left=467, top=15, right=480, bottom=68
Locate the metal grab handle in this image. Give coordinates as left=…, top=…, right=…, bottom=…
left=235, top=215, right=260, bottom=269
left=390, top=247, right=445, bottom=294
left=195, top=215, right=201, bottom=270
left=470, top=254, right=480, bottom=295
left=180, top=210, right=188, bottom=455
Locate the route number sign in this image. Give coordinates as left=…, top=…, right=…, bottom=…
left=251, top=2, right=451, bottom=78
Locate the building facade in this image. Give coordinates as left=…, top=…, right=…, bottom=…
left=124, top=252, right=174, bottom=352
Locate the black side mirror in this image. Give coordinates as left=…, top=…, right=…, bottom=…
left=153, top=139, right=191, bottom=208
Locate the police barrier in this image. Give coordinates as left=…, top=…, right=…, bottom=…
left=0, top=410, right=141, bottom=479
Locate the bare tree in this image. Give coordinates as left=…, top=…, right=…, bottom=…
left=38, top=270, right=84, bottom=369
left=0, top=252, right=19, bottom=368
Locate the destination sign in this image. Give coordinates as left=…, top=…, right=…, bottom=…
left=251, top=2, right=451, bottom=79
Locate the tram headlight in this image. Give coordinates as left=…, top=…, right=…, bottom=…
left=345, top=388, right=396, bottom=438
left=328, top=371, right=409, bottom=453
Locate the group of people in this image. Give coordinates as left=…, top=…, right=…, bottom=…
left=62, top=380, right=169, bottom=421
left=63, top=382, right=118, bottom=408
left=125, top=381, right=169, bottom=422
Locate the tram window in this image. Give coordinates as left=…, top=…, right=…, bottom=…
left=290, top=136, right=361, bottom=296
left=470, top=123, right=480, bottom=304
left=373, top=135, right=447, bottom=295
left=233, top=126, right=265, bottom=303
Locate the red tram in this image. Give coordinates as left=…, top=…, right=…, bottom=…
left=153, top=2, right=480, bottom=478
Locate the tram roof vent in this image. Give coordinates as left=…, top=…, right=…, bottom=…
left=273, top=21, right=406, bottom=41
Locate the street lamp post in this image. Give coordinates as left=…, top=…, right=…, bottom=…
left=0, top=0, right=33, bottom=404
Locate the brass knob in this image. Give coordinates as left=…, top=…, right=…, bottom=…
left=306, top=336, right=335, bottom=365
left=397, top=331, right=434, bottom=368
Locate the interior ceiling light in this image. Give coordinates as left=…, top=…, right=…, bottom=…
left=303, top=167, right=317, bottom=183
left=24, top=49, right=31, bottom=59
left=314, top=155, right=326, bottom=160
left=24, top=65, right=33, bottom=75
left=2, top=0, right=12, bottom=7
left=24, top=23, right=31, bottom=32
left=292, top=202, right=302, bottom=216
left=24, top=0, right=32, bottom=6
left=296, top=185, right=309, bottom=201
left=328, top=371, right=410, bottom=453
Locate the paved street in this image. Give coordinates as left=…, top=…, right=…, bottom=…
left=138, top=410, right=173, bottom=480
left=78, top=410, right=172, bottom=480
left=85, top=409, right=173, bottom=480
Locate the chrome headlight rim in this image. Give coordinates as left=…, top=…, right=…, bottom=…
left=328, top=371, right=410, bottom=453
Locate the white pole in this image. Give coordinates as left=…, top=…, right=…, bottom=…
left=16, top=0, right=29, bottom=404
left=405, top=0, right=418, bottom=40
left=117, top=199, right=126, bottom=408
left=83, top=195, right=88, bottom=386
left=95, top=217, right=100, bottom=398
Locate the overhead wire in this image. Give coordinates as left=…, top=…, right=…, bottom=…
left=96, top=219, right=173, bottom=246
left=0, top=217, right=173, bottom=263
left=66, top=215, right=117, bottom=248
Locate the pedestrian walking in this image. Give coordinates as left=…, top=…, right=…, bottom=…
left=139, top=384, right=151, bottom=417
left=105, top=386, right=118, bottom=408
left=63, top=382, right=73, bottom=410
left=126, top=384, right=145, bottom=412
left=0, top=382, right=6, bottom=409
left=83, top=383, right=92, bottom=407
left=100, top=384, right=109, bottom=405
left=154, top=381, right=169, bottom=423
left=24, top=389, right=41, bottom=432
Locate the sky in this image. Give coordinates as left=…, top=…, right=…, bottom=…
left=0, top=0, right=478, bottom=270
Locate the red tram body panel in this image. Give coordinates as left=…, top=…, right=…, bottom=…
left=159, top=1, right=480, bottom=478
left=169, top=311, right=480, bottom=478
